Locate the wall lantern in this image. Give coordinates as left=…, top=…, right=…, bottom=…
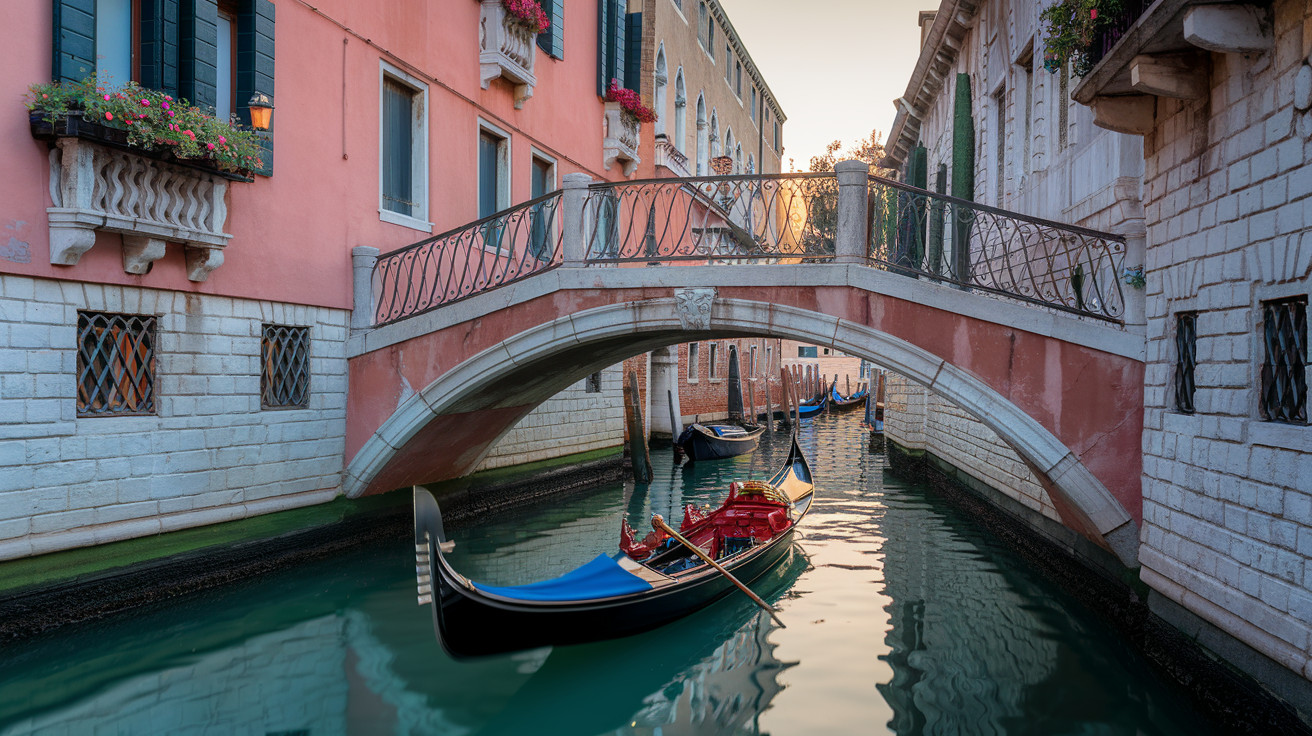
left=247, top=92, right=274, bottom=131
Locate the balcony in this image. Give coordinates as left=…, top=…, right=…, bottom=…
left=1072, top=0, right=1273, bottom=134
left=479, top=0, right=537, bottom=109
left=653, top=134, right=691, bottom=177
left=602, top=103, right=641, bottom=176
left=39, top=119, right=235, bottom=281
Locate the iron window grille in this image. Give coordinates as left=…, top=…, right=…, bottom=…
left=262, top=324, right=311, bottom=408
left=77, top=311, right=157, bottom=416
left=1174, top=312, right=1197, bottom=414
left=1260, top=297, right=1307, bottom=424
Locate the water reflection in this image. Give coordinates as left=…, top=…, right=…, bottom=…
left=0, top=414, right=1215, bottom=735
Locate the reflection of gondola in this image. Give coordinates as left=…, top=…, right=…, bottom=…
left=413, top=435, right=814, bottom=659
left=829, top=385, right=869, bottom=411
left=676, top=422, right=765, bottom=461
left=471, top=546, right=809, bottom=736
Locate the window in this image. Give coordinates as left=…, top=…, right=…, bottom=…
left=994, top=86, right=1006, bottom=204
left=379, top=64, right=429, bottom=230
left=688, top=342, right=700, bottom=382
left=698, top=3, right=708, bottom=49
left=750, top=87, right=757, bottom=122
left=1058, top=63, right=1070, bottom=151
left=724, top=45, right=732, bottom=81
left=530, top=151, right=556, bottom=261
left=261, top=325, right=310, bottom=408
left=674, top=69, right=687, bottom=154
left=95, top=0, right=135, bottom=86
left=478, top=122, right=511, bottom=219
left=707, top=19, right=716, bottom=60
left=709, top=342, right=719, bottom=378
left=774, top=121, right=781, bottom=151
left=695, top=95, right=708, bottom=175
left=597, top=0, right=627, bottom=93
left=735, top=62, right=742, bottom=97
left=77, top=311, right=156, bottom=416
left=215, top=4, right=237, bottom=123
left=1174, top=313, right=1197, bottom=414
left=586, top=371, right=603, bottom=393
left=1260, top=297, right=1307, bottom=423
left=765, top=345, right=773, bottom=377
left=536, top=0, right=564, bottom=58
left=749, top=345, right=758, bottom=377
left=798, top=346, right=817, bottom=358
left=654, top=47, right=668, bottom=137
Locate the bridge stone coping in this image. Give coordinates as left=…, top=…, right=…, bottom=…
left=345, top=280, right=1143, bottom=566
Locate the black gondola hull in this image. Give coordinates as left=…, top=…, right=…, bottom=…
left=677, top=424, right=765, bottom=462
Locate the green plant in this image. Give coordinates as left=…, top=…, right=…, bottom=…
left=1040, top=0, right=1125, bottom=77
left=26, top=74, right=265, bottom=174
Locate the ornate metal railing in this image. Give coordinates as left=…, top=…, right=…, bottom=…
left=582, top=173, right=838, bottom=263
left=373, top=192, right=563, bottom=325
left=1083, top=0, right=1151, bottom=74
left=867, top=176, right=1126, bottom=320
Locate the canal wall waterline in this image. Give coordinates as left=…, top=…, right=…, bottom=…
left=883, top=438, right=1312, bottom=732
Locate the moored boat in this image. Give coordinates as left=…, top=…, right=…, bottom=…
left=676, top=422, right=765, bottom=461
left=412, top=435, right=815, bottom=659
left=794, top=393, right=827, bottom=418
left=829, top=385, right=868, bottom=411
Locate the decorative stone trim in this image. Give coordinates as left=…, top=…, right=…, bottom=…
left=47, top=138, right=232, bottom=280
left=479, top=0, right=537, bottom=109
left=602, top=103, right=641, bottom=176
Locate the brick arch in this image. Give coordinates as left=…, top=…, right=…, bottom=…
left=344, top=296, right=1140, bottom=565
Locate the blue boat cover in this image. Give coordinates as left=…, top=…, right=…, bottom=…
left=471, top=554, right=653, bottom=602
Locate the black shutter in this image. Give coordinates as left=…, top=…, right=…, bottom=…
left=236, top=0, right=275, bottom=176
left=139, top=0, right=181, bottom=96
left=596, top=0, right=611, bottom=95
left=180, top=0, right=219, bottom=110
left=611, top=0, right=625, bottom=90
left=537, top=0, right=564, bottom=59
left=623, top=12, right=641, bottom=94
left=52, top=0, right=96, bottom=82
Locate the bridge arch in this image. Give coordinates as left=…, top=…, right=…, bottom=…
left=344, top=296, right=1140, bottom=566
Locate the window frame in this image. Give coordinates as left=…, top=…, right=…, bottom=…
left=1174, top=312, right=1197, bottom=415
left=708, top=341, right=721, bottom=381
left=261, top=324, right=312, bottom=410
left=687, top=342, right=700, bottom=384
left=77, top=310, right=158, bottom=417
left=377, top=61, right=431, bottom=232
left=1259, top=296, right=1308, bottom=424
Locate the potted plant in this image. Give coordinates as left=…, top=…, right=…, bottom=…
left=27, top=74, right=265, bottom=180
left=603, top=79, right=658, bottom=126
left=1039, top=0, right=1126, bottom=77
left=501, top=0, right=550, bottom=33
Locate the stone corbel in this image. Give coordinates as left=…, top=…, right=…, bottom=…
left=46, top=210, right=99, bottom=265
left=1090, top=95, right=1156, bottom=136
left=185, top=245, right=224, bottom=282
left=121, top=235, right=167, bottom=275
left=1130, top=54, right=1209, bottom=99
left=1183, top=4, right=1272, bottom=55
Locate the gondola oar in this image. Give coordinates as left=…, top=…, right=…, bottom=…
left=650, top=514, right=786, bottom=628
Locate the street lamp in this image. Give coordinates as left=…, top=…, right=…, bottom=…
left=247, top=92, right=274, bottom=131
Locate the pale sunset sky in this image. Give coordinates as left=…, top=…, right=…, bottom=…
left=716, top=0, right=930, bottom=170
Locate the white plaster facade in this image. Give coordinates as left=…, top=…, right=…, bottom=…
left=0, top=274, right=348, bottom=562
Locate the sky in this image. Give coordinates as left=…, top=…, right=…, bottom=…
left=716, top=0, right=930, bottom=171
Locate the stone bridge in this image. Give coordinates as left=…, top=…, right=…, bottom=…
left=343, top=165, right=1147, bottom=566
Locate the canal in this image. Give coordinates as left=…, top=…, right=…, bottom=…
left=0, top=412, right=1217, bottom=735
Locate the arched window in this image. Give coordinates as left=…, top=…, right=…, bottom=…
left=696, top=95, right=708, bottom=175
left=734, top=143, right=743, bottom=173
left=674, top=68, right=687, bottom=155
left=653, top=45, right=668, bottom=138
left=747, top=153, right=755, bottom=174
left=709, top=112, right=720, bottom=158
left=724, top=128, right=735, bottom=171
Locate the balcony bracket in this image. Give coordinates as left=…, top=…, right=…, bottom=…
left=185, top=245, right=225, bottom=282
left=1130, top=54, right=1209, bottom=99
left=1090, top=95, right=1156, bottom=136
left=121, top=235, right=167, bottom=275
left=1183, top=4, right=1272, bottom=55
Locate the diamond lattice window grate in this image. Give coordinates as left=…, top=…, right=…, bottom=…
left=77, top=312, right=157, bottom=416
left=262, top=325, right=311, bottom=408
left=1260, top=298, right=1307, bottom=424
left=1174, top=313, right=1196, bottom=414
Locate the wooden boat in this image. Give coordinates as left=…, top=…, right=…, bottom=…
left=412, top=434, right=815, bottom=659
left=676, top=422, right=765, bottom=462
left=794, top=393, right=827, bottom=418
left=829, top=385, right=869, bottom=411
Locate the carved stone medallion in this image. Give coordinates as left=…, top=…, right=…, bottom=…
left=674, top=288, right=716, bottom=331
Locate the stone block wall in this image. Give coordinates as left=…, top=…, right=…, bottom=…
left=882, top=373, right=1058, bottom=523
left=0, top=274, right=347, bottom=562
left=1137, top=0, right=1312, bottom=684
left=474, top=365, right=625, bottom=470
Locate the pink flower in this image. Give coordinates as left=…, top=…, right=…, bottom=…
left=103, top=94, right=111, bottom=101
left=162, top=102, right=169, bottom=110
left=218, top=136, right=226, bottom=144
left=105, top=112, right=113, bottom=121
left=140, top=98, right=150, bottom=106
left=1090, top=8, right=1097, bottom=18
left=206, top=143, right=215, bottom=150
left=168, top=111, right=175, bottom=117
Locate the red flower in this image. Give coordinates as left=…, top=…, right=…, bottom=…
left=1090, top=8, right=1097, bottom=19
left=105, top=112, right=113, bottom=121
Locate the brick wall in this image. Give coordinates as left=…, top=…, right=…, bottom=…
left=0, top=275, right=347, bottom=561
left=676, top=338, right=783, bottom=422
left=1137, top=0, right=1312, bottom=681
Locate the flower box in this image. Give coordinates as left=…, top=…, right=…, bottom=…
left=31, top=112, right=253, bottom=183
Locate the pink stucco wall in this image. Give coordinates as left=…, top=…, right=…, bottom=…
left=0, top=0, right=627, bottom=309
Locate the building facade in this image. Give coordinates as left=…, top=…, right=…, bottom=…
left=881, top=0, right=1311, bottom=713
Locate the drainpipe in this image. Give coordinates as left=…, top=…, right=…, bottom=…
left=350, top=246, right=379, bottom=330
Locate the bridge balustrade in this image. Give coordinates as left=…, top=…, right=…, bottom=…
left=365, top=167, right=1128, bottom=328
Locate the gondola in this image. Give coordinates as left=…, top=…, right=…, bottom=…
left=794, top=393, right=827, bottom=418
left=829, top=385, right=869, bottom=411
left=675, top=422, right=765, bottom=461
left=412, top=434, right=815, bottom=659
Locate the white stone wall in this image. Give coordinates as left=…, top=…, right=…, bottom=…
left=474, top=365, right=624, bottom=470
left=882, top=373, right=1058, bottom=523
left=0, top=274, right=347, bottom=562
left=1137, top=0, right=1312, bottom=681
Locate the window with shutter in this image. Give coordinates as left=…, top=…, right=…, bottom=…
left=379, top=62, right=429, bottom=231
left=536, top=0, right=564, bottom=59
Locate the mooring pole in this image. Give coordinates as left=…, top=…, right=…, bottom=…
left=626, top=371, right=652, bottom=483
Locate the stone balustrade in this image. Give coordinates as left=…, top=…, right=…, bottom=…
left=653, top=134, right=690, bottom=177
left=47, top=137, right=231, bottom=281
left=602, top=103, right=641, bottom=176
left=478, top=0, right=537, bottom=109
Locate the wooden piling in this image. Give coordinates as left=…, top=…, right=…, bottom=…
left=746, top=379, right=756, bottom=426
left=625, top=371, right=652, bottom=483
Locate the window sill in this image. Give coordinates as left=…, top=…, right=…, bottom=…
left=687, top=378, right=699, bottom=385
left=379, top=208, right=432, bottom=233
left=708, top=377, right=724, bottom=383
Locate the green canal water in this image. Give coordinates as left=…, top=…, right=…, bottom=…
left=0, top=412, right=1217, bottom=735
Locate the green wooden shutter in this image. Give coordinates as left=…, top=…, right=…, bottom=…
left=951, top=73, right=975, bottom=281
left=623, top=12, right=642, bottom=93
left=596, top=0, right=610, bottom=95
left=236, top=0, right=275, bottom=176
left=180, top=0, right=219, bottom=110
left=139, top=0, right=180, bottom=96
left=611, top=0, right=625, bottom=90
left=52, top=0, right=96, bottom=82
left=537, top=0, right=564, bottom=59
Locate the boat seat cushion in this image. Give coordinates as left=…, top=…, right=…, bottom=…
left=471, top=554, right=653, bottom=602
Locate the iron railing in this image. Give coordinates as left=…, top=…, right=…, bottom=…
left=373, top=192, right=563, bottom=325
left=582, top=173, right=838, bottom=262
left=1082, top=0, right=1151, bottom=75
left=867, top=176, right=1127, bottom=321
